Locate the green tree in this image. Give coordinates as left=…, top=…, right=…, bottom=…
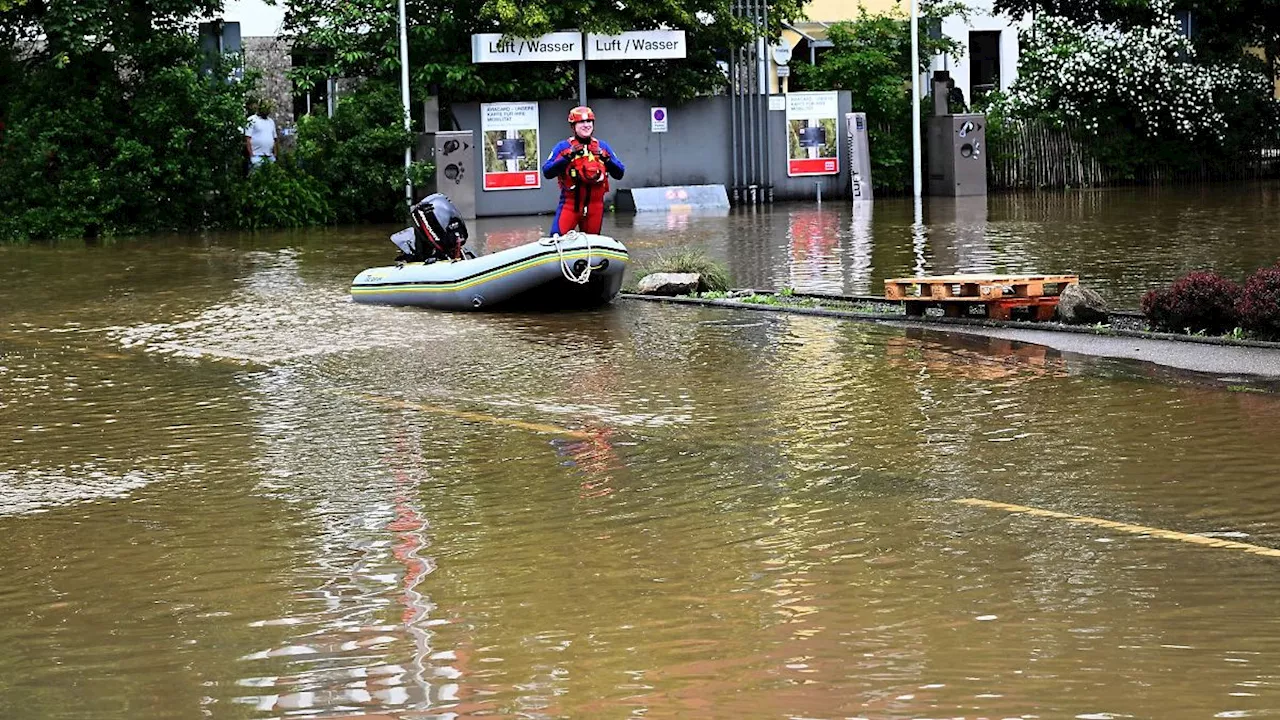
left=990, top=0, right=1280, bottom=178
left=993, top=0, right=1280, bottom=83
left=0, top=0, right=253, bottom=241
left=791, top=2, right=964, bottom=191
left=283, top=0, right=809, bottom=106
left=295, top=80, right=432, bottom=223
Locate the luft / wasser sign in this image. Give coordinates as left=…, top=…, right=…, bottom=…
left=472, top=30, right=687, bottom=63
left=585, top=30, right=686, bottom=60
left=471, top=32, right=582, bottom=63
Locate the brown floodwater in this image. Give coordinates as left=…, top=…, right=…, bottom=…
left=3, top=185, right=1280, bottom=720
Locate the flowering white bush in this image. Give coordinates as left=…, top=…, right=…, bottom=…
left=1001, top=0, right=1276, bottom=143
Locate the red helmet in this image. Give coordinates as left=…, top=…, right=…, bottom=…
left=567, top=106, right=595, bottom=124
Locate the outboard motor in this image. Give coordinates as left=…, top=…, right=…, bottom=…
left=391, top=193, right=471, bottom=263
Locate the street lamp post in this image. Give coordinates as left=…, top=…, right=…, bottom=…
left=909, top=0, right=926, bottom=274
left=397, top=0, right=413, bottom=206
left=910, top=0, right=922, bottom=200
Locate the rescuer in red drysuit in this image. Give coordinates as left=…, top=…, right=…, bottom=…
left=541, top=105, right=626, bottom=235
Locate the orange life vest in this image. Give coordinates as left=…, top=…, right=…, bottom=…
left=561, top=138, right=609, bottom=192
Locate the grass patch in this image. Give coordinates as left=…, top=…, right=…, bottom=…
left=634, top=250, right=732, bottom=292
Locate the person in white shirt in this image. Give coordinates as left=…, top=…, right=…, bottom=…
left=244, top=101, right=278, bottom=169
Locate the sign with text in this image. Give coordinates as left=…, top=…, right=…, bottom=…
left=471, top=32, right=582, bottom=63
left=786, top=91, right=840, bottom=177
left=585, top=30, right=687, bottom=60
left=651, top=107, right=668, bottom=133
left=771, top=43, right=793, bottom=66
left=481, top=102, right=541, bottom=191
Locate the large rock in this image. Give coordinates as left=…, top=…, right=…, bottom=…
left=1056, top=283, right=1109, bottom=324
left=637, top=272, right=701, bottom=296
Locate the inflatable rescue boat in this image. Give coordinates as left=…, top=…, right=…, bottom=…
left=350, top=193, right=627, bottom=311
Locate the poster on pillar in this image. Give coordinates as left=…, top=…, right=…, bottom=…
left=785, top=91, right=840, bottom=177
left=481, top=101, right=541, bottom=191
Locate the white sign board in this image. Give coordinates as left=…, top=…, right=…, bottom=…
left=769, top=95, right=786, bottom=112
left=771, top=43, right=792, bottom=65
left=786, top=91, right=840, bottom=177
left=585, top=30, right=687, bottom=60
left=480, top=102, right=541, bottom=191
left=472, top=32, right=582, bottom=63
left=776, top=65, right=790, bottom=78
left=651, top=107, right=668, bottom=133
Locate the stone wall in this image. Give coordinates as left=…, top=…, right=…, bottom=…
left=243, top=36, right=295, bottom=128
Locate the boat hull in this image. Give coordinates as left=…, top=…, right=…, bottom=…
left=350, top=234, right=628, bottom=311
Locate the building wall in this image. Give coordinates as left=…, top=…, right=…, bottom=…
left=778, top=0, right=1027, bottom=102
left=451, top=93, right=853, bottom=217
left=802, top=0, right=897, bottom=19
left=934, top=1, right=1028, bottom=104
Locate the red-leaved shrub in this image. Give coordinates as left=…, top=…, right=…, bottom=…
left=1236, top=266, right=1280, bottom=340
left=1140, top=271, right=1241, bottom=335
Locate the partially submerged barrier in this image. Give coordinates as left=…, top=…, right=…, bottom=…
left=615, top=184, right=730, bottom=213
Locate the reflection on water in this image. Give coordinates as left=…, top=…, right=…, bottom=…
left=611, top=183, right=1280, bottom=305
left=3, top=186, right=1280, bottom=719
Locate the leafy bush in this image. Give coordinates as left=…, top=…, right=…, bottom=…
left=994, top=0, right=1280, bottom=175
left=0, top=43, right=252, bottom=242
left=1141, top=271, right=1241, bottom=335
left=637, top=250, right=732, bottom=292
left=1236, top=266, right=1280, bottom=341
left=295, top=80, right=433, bottom=224
left=230, top=159, right=334, bottom=230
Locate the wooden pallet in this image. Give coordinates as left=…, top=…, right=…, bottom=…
left=884, top=274, right=1078, bottom=301
left=903, top=295, right=1061, bottom=321
left=886, top=274, right=1078, bottom=323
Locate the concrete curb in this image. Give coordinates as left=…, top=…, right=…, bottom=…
left=617, top=292, right=1280, bottom=352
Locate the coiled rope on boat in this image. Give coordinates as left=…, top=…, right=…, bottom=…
left=551, top=230, right=594, bottom=285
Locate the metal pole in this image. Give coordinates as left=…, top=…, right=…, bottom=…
left=729, top=16, right=740, bottom=205
left=578, top=58, right=587, bottom=105
left=910, top=0, right=922, bottom=199
left=746, top=0, right=758, bottom=202
left=757, top=0, right=768, bottom=199
left=755, top=0, right=766, bottom=200
left=741, top=41, right=751, bottom=199
left=757, top=35, right=768, bottom=201
left=397, top=0, right=413, bottom=206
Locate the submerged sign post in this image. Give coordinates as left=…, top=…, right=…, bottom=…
left=480, top=102, right=541, bottom=191
left=786, top=91, right=840, bottom=177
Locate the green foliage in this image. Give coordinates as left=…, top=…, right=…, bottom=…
left=994, top=0, right=1280, bottom=106
left=295, top=80, right=433, bottom=224
left=791, top=2, right=966, bottom=192
left=283, top=0, right=807, bottom=106
left=230, top=159, right=334, bottom=230
left=637, top=249, right=733, bottom=292
left=0, top=24, right=252, bottom=241
left=991, top=0, right=1280, bottom=179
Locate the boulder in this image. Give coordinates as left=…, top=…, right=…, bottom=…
left=637, top=272, right=701, bottom=296
left=1056, top=283, right=1109, bottom=324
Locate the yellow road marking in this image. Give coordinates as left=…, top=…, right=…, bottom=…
left=954, top=497, right=1280, bottom=559
left=353, top=392, right=594, bottom=439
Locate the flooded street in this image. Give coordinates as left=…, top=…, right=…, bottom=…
left=3, top=186, right=1280, bottom=719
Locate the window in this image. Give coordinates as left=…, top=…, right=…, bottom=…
left=969, top=31, right=1001, bottom=106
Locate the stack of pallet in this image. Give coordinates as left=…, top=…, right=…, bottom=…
left=883, top=274, right=1079, bottom=321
